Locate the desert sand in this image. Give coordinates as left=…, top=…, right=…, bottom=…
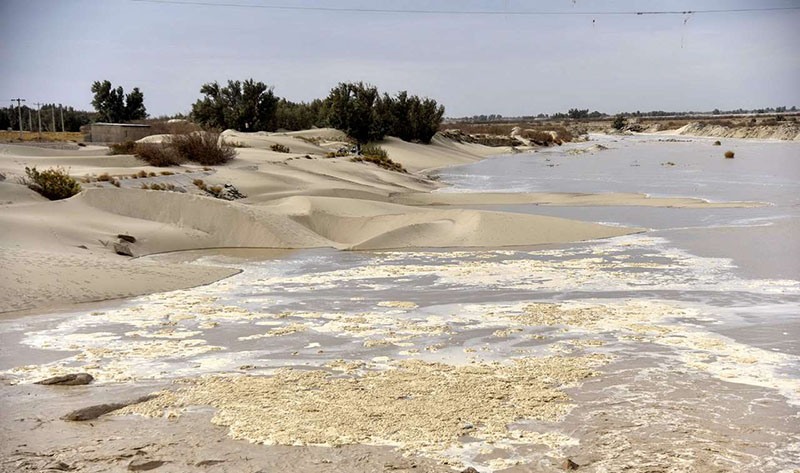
left=1, top=129, right=796, bottom=473
left=1, top=129, right=767, bottom=315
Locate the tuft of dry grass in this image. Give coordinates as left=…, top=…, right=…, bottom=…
left=108, top=141, right=137, bottom=155
left=724, top=150, right=735, bottom=159
left=0, top=131, right=84, bottom=142
left=270, top=143, right=291, bottom=153
left=134, top=143, right=184, bottom=167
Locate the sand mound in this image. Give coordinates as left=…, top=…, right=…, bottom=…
left=674, top=122, right=800, bottom=140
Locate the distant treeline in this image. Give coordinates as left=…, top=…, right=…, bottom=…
left=450, top=105, right=799, bottom=123
left=191, top=80, right=444, bottom=144
left=0, top=104, right=93, bottom=132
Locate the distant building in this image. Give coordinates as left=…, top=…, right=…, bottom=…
left=89, top=123, right=151, bottom=143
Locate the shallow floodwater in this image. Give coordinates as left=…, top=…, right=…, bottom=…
left=1, top=135, right=799, bottom=472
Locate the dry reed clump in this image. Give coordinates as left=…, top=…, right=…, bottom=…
left=520, top=129, right=555, bottom=145
left=351, top=144, right=406, bottom=173
left=169, top=132, right=236, bottom=165
left=108, top=141, right=137, bottom=155
left=19, top=166, right=81, bottom=200
left=270, top=143, right=291, bottom=153
left=134, top=142, right=185, bottom=167
left=724, top=150, right=735, bottom=159
left=132, top=132, right=235, bottom=167
left=140, top=182, right=178, bottom=191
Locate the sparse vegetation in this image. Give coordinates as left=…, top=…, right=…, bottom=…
left=520, top=129, right=555, bottom=145
left=612, top=115, right=627, bottom=130
left=325, top=149, right=351, bottom=158
left=713, top=140, right=722, bottom=146
left=97, top=173, right=112, bottom=182
left=20, top=166, right=81, bottom=200
left=170, top=132, right=236, bottom=165
left=0, top=131, right=85, bottom=143
left=351, top=144, right=406, bottom=173
left=108, top=141, right=137, bottom=155
left=193, top=179, right=207, bottom=190
left=132, top=132, right=234, bottom=166
left=724, top=150, right=735, bottom=158
left=160, top=171, right=174, bottom=175
left=140, top=182, right=177, bottom=191
left=134, top=142, right=184, bottom=166
left=270, top=143, right=291, bottom=153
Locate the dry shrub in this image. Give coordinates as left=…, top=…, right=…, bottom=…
left=20, top=166, right=81, bottom=200
left=724, top=150, right=735, bottom=158
left=325, top=149, right=350, bottom=158
left=270, top=143, right=291, bottom=153
left=351, top=144, right=406, bottom=173
left=134, top=143, right=184, bottom=167
left=108, top=141, right=136, bottom=155
left=97, top=173, right=112, bottom=182
left=520, top=129, right=555, bottom=145
left=713, top=140, right=722, bottom=146
left=170, top=132, right=235, bottom=165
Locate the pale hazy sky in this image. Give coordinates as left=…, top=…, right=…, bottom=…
left=1, top=0, right=798, bottom=117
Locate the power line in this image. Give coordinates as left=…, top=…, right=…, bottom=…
left=129, top=1, right=800, bottom=16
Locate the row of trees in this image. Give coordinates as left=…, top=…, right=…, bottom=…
left=190, top=80, right=445, bottom=145
left=0, top=104, right=93, bottom=132
left=90, top=80, right=147, bottom=123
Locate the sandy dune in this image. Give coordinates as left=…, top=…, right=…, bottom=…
left=4, top=128, right=756, bottom=314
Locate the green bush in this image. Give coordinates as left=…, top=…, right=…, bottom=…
left=270, top=143, right=290, bottom=153
left=134, top=142, right=184, bottom=166
left=21, top=166, right=81, bottom=200
left=108, top=140, right=136, bottom=155
left=612, top=115, right=627, bottom=130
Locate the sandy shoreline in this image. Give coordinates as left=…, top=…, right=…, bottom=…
left=0, top=129, right=764, bottom=315
left=1, top=131, right=798, bottom=472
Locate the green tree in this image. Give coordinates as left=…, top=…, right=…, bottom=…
left=325, top=82, right=386, bottom=147
left=612, top=114, right=627, bottom=130
left=191, top=79, right=278, bottom=132
left=91, top=80, right=147, bottom=122
left=567, top=108, right=589, bottom=120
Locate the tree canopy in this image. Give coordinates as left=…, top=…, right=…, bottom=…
left=191, top=79, right=279, bottom=132
left=90, top=80, right=147, bottom=122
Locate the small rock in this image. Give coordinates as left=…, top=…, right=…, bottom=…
left=43, top=460, right=71, bottom=471
left=461, top=468, right=480, bottom=473
left=117, top=234, right=136, bottom=243
left=127, top=459, right=165, bottom=471
left=62, top=395, right=157, bottom=421
left=563, top=458, right=580, bottom=470
left=113, top=241, right=134, bottom=257
left=35, top=373, right=94, bottom=386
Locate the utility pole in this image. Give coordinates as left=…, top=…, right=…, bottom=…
left=34, top=102, right=43, bottom=140
left=10, top=98, right=25, bottom=139
left=28, top=108, right=32, bottom=134
left=51, top=106, right=56, bottom=133
left=60, top=104, right=65, bottom=132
